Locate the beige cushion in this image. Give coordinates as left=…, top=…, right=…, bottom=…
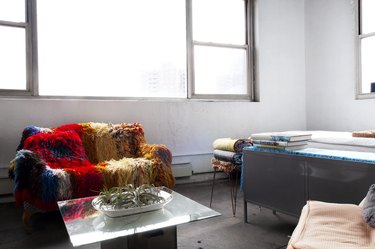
left=359, top=198, right=366, bottom=208
left=287, top=201, right=375, bottom=249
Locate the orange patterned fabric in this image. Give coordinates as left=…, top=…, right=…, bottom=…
left=352, top=130, right=375, bottom=138
left=211, top=158, right=237, bottom=173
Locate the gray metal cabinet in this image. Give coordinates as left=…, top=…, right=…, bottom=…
left=307, top=159, right=374, bottom=204
left=243, top=149, right=375, bottom=222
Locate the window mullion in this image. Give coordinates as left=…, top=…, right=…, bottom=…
left=186, top=0, right=194, bottom=99
left=246, top=0, right=255, bottom=101
left=359, top=0, right=362, bottom=35
left=27, top=0, right=38, bottom=96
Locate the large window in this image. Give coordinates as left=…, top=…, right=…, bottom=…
left=358, top=0, right=375, bottom=97
left=0, top=0, right=254, bottom=100
left=38, top=0, right=187, bottom=98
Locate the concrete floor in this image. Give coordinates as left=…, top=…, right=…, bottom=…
left=0, top=177, right=298, bottom=249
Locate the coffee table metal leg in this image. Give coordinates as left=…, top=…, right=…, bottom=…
left=101, top=226, right=177, bottom=249
left=101, top=236, right=128, bottom=249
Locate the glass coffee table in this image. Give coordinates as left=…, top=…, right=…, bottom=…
left=57, top=188, right=220, bottom=249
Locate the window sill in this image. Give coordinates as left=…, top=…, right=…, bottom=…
left=0, top=94, right=255, bottom=103
left=356, top=93, right=375, bottom=100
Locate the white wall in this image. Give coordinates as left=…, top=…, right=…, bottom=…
left=0, top=0, right=306, bottom=177
left=305, top=0, right=375, bottom=131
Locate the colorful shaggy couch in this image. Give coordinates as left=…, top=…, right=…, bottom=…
left=9, top=122, right=175, bottom=223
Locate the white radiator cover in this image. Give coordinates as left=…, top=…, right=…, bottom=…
left=0, top=166, right=13, bottom=195
left=172, top=163, right=193, bottom=178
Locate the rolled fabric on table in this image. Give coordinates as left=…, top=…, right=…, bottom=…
left=213, top=149, right=242, bottom=165
left=213, top=138, right=236, bottom=152
left=213, top=138, right=252, bottom=153
left=352, top=130, right=375, bottom=138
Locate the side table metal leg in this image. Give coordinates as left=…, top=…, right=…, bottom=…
left=230, top=168, right=239, bottom=216
left=209, top=168, right=217, bottom=208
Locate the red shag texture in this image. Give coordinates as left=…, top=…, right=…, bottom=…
left=23, top=130, right=92, bottom=169
left=53, top=123, right=84, bottom=137
left=65, top=167, right=103, bottom=198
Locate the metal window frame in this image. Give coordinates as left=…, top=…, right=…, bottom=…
left=187, top=0, right=255, bottom=101
left=1, top=0, right=255, bottom=101
left=0, top=0, right=36, bottom=96
left=356, top=0, right=375, bottom=99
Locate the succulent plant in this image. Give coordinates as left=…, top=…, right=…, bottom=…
left=93, top=184, right=164, bottom=209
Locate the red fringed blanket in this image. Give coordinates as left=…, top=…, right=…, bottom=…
left=9, top=122, right=175, bottom=211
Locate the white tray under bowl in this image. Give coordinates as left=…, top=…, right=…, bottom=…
left=92, top=189, right=173, bottom=218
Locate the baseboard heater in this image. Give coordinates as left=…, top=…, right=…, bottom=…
left=0, top=166, right=13, bottom=195
left=172, top=163, right=193, bottom=178
left=0, top=178, right=13, bottom=196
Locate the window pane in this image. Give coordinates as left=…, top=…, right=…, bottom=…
left=0, top=0, right=25, bottom=22
left=37, top=0, right=186, bottom=98
left=361, top=0, right=375, bottom=34
left=192, top=0, right=246, bottom=45
left=0, top=26, right=26, bottom=90
left=361, top=37, right=375, bottom=94
left=194, top=46, right=247, bottom=95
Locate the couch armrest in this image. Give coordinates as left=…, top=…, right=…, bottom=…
left=140, top=144, right=175, bottom=188
left=140, top=144, right=172, bottom=166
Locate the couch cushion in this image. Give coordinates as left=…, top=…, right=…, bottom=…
left=80, top=122, right=146, bottom=163
left=97, top=157, right=151, bottom=189
left=23, top=130, right=92, bottom=169
left=288, top=201, right=375, bottom=249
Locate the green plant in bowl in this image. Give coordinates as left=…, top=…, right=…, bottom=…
left=94, top=184, right=165, bottom=209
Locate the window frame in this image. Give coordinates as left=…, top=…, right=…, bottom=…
left=356, top=0, right=375, bottom=99
left=0, top=0, right=255, bottom=101
left=0, top=0, right=37, bottom=96
left=187, top=0, right=255, bottom=101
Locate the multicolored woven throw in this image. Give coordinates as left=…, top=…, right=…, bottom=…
left=9, top=122, right=175, bottom=211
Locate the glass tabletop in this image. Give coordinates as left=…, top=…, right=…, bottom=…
left=57, top=188, right=220, bottom=247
